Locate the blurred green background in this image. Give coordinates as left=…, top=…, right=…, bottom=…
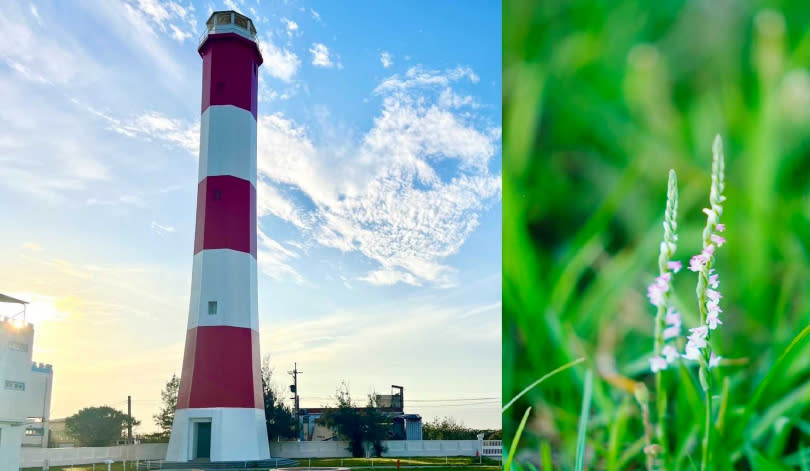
left=504, top=1, right=810, bottom=469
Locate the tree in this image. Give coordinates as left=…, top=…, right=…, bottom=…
left=318, top=382, right=391, bottom=457
left=65, top=406, right=139, bottom=447
left=262, top=355, right=296, bottom=441
left=153, top=373, right=179, bottom=439
left=422, top=416, right=479, bottom=440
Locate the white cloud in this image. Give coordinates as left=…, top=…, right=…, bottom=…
left=126, top=0, right=198, bottom=43
left=374, top=65, right=479, bottom=94
left=150, top=221, right=175, bottom=234
left=111, top=112, right=199, bottom=155
left=310, top=9, right=321, bottom=22
left=169, top=24, right=192, bottom=41
left=438, top=88, right=477, bottom=109
left=282, top=18, right=298, bottom=36
left=223, top=0, right=241, bottom=13
left=310, top=43, right=334, bottom=68
left=257, top=228, right=304, bottom=283
left=359, top=269, right=420, bottom=286
left=380, top=52, right=393, bottom=68
left=22, top=242, right=44, bottom=252
left=256, top=65, right=500, bottom=286
left=29, top=5, right=43, bottom=27
left=259, top=37, right=300, bottom=82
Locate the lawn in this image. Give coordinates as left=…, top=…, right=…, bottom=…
left=22, top=457, right=499, bottom=471
left=302, top=457, right=498, bottom=467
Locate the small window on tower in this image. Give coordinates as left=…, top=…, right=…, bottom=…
left=208, top=301, right=217, bottom=315
left=213, top=189, right=222, bottom=201
left=216, top=12, right=231, bottom=25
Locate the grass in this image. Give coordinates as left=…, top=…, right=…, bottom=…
left=22, top=458, right=499, bottom=471
left=302, top=457, right=498, bottom=467
left=504, top=0, right=810, bottom=469
left=23, top=464, right=129, bottom=471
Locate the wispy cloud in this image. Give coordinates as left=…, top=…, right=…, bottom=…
left=282, top=17, right=298, bottom=37
left=259, top=36, right=301, bottom=82
left=111, top=112, right=199, bottom=155
left=255, top=65, right=501, bottom=286
left=374, top=65, right=479, bottom=94
left=380, top=51, right=393, bottom=68
left=257, top=228, right=304, bottom=283
left=150, top=221, right=175, bottom=234
left=310, top=43, right=335, bottom=68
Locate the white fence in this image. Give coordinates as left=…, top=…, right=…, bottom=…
left=20, top=444, right=168, bottom=468
left=269, top=440, right=498, bottom=458
left=481, top=440, right=502, bottom=458
left=19, top=440, right=502, bottom=467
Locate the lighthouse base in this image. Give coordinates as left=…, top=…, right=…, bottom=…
left=166, top=408, right=270, bottom=462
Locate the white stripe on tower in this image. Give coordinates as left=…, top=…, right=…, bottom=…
left=187, top=250, right=258, bottom=331
left=198, top=105, right=258, bottom=186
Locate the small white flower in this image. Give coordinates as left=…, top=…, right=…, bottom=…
left=650, top=356, right=668, bottom=373
left=663, top=308, right=682, bottom=340
left=662, top=345, right=679, bottom=364
left=667, top=260, right=682, bottom=273
left=709, top=353, right=722, bottom=368
left=708, top=271, right=719, bottom=289
left=683, top=343, right=702, bottom=360
left=706, top=289, right=722, bottom=303
left=706, top=310, right=723, bottom=330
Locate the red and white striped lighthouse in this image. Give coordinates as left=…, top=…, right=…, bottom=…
left=166, top=10, right=269, bottom=462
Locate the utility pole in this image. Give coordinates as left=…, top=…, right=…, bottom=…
left=127, top=395, right=132, bottom=444
left=288, top=363, right=302, bottom=440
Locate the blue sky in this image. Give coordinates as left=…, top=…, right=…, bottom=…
left=0, top=0, right=501, bottom=432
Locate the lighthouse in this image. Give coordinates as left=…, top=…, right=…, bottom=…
left=166, top=10, right=268, bottom=462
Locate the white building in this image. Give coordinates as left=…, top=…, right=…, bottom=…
left=21, top=363, right=53, bottom=448
left=0, top=295, right=53, bottom=471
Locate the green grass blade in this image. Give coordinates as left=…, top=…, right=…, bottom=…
left=505, top=407, right=532, bottom=471
left=575, top=369, right=594, bottom=471
left=746, top=323, right=810, bottom=413
left=502, top=357, right=585, bottom=412
left=799, top=442, right=809, bottom=471
left=745, top=446, right=794, bottom=471
left=540, top=441, right=553, bottom=470
left=606, top=396, right=631, bottom=471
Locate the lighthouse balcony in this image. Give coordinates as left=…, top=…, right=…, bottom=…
left=200, top=11, right=258, bottom=46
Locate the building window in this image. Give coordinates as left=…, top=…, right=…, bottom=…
left=8, top=341, right=28, bottom=352
left=4, top=380, right=25, bottom=391
left=213, top=189, right=222, bottom=201
left=25, top=428, right=44, bottom=436
left=208, top=301, right=217, bottom=315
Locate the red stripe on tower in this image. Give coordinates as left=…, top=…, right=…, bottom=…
left=199, top=32, right=262, bottom=118
left=176, top=326, right=263, bottom=409
left=193, top=176, right=257, bottom=257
